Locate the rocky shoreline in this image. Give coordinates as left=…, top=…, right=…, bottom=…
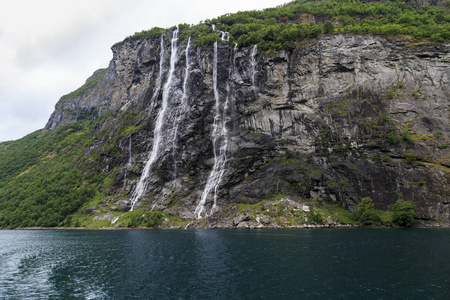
left=7, top=221, right=448, bottom=230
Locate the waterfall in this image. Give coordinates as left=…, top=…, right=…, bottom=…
left=124, top=134, right=132, bottom=184
left=129, top=29, right=179, bottom=211
left=212, top=24, right=229, bottom=41
left=127, top=135, right=132, bottom=167
left=151, top=36, right=166, bottom=103
left=250, top=45, right=258, bottom=98
left=220, top=31, right=229, bottom=41
left=172, top=37, right=191, bottom=179
left=195, top=42, right=234, bottom=219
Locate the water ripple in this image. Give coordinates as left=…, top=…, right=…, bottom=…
left=0, top=229, right=449, bottom=299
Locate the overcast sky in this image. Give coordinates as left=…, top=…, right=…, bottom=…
left=0, top=0, right=290, bottom=142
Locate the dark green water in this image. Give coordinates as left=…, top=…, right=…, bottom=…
left=0, top=229, right=448, bottom=299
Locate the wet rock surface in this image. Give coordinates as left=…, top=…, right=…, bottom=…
left=45, top=33, right=449, bottom=225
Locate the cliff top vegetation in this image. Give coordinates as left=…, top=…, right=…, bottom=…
left=119, top=0, right=450, bottom=51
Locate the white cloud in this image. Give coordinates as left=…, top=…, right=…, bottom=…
left=0, top=0, right=290, bottom=141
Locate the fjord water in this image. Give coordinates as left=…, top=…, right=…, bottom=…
left=1, top=229, right=449, bottom=299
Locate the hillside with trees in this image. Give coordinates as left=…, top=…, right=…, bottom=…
left=0, top=0, right=448, bottom=229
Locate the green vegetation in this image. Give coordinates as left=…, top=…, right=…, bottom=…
left=405, top=152, right=418, bottom=164
left=60, top=69, right=107, bottom=102
left=306, top=208, right=324, bottom=224
left=122, top=0, right=449, bottom=50
left=124, top=27, right=165, bottom=41
left=392, top=199, right=416, bottom=226
left=0, top=122, right=103, bottom=228
left=112, top=210, right=178, bottom=228
left=227, top=195, right=406, bottom=227
left=66, top=108, right=99, bottom=121
left=207, top=0, right=449, bottom=49
left=125, top=210, right=165, bottom=228
left=355, top=197, right=382, bottom=225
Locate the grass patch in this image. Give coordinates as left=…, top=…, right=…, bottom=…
left=248, top=132, right=262, bottom=136
left=420, top=162, right=450, bottom=174
left=410, top=133, right=435, bottom=141
left=321, top=202, right=354, bottom=224
left=60, top=69, right=107, bottom=102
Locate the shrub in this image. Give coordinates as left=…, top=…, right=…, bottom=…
left=324, top=21, right=335, bottom=34
left=194, top=33, right=221, bottom=48
left=372, top=154, right=381, bottom=163
left=382, top=157, right=391, bottom=163
left=128, top=215, right=145, bottom=228
left=387, top=91, right=396, bottom=100
left=433, top=130, right=442, bottom=139
left=401, top=128, right=412, bottom=142
left=129, top=27, right=165, bottom=39
left=380, top=113, right=394, bottom=123
left=306, top=209, right=324, bottom=224
left=405, top=152, right=417, bottom=164
left=392, top=199, right=416, bottom=226
left=146, top=211, right=164, bottom=227
left=387, top=132, right=401, bottom=143
left=356, top=197, right=381, bottom=225
left=119, top=0, right=450, bottom=52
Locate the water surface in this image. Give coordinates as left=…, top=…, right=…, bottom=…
left=0, top=229, right=448, bottom=299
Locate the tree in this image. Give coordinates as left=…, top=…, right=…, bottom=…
left=146, top=211, right=164, bottom=228
left=324, top=21, right=335, bottom=34
left=356, top=197, right=381, bottom=225
left=392, top=199, right=416, bottom=227
left=307, top=208, right=324, bottom=224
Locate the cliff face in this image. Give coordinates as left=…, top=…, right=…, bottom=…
left=46, top=32, right=450, bottom=225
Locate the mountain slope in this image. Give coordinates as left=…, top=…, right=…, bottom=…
left=1, top=0, right=449, bottom=228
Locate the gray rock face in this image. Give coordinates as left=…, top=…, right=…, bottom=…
left=45, top=33, right=450, bottom=224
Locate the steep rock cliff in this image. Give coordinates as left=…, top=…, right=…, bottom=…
left=45, top=32, right=450, bottom=225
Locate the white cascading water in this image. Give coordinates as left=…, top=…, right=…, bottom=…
left=112, top=135, right=133, bottom=223
left=151, top=36, right=166, bottom=104
left=195, top=41, right=235, bottom=219
left=220, top=31, right=229, bottom=41
left=127, top=135, right=132, bottom=167
left=172, top=37, right=191, bottom=178
left=129, top=29, right=179, bottom=211
left=211, top=24, right=229, bottom=41
left=250, top=44, right=258, bottom=98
